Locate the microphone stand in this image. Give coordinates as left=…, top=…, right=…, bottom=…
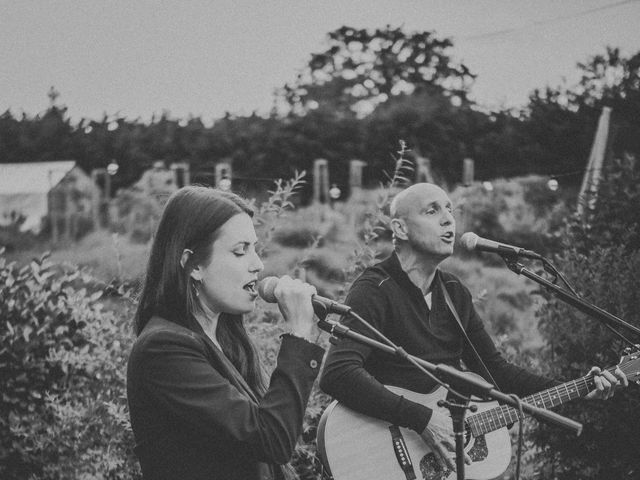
left=499, top=254, right=640, bottom=337
left=436, top=395, right=476, bottom=480
left=316, top=315, right=583, bottom=480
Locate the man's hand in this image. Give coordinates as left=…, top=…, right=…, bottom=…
left=585, top=366, right=628, bottom=400
left=419, top=411, right=471, bottom=472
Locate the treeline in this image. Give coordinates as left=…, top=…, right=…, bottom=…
left=1, top=26, right=639, bottom=199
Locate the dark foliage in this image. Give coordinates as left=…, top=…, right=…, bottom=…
left=2, top=45, right=639, bottom=196
left=0, top=250, right=140, bottom=479
left=533, top=158, right=640, bottom=479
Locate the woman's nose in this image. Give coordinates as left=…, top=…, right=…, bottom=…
left=250, top=251, right=264, bottom=273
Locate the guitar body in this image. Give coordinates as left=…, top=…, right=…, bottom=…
left=317, top=384, right=512, bottom=480
left=317, top=351, right=640, bottom=480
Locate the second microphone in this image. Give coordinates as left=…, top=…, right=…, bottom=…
left=258, top=276, right=352, bottom=315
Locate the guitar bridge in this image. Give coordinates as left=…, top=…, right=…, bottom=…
left=388, top=425, right=416, bottom=480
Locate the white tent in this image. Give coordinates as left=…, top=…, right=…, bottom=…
left=0, top=161, right=87, bottom=232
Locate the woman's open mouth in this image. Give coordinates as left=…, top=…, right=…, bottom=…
left=243, top=280, right=258, bottom=296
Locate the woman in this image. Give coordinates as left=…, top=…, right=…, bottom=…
left=127, top=186, right=324, bottom=480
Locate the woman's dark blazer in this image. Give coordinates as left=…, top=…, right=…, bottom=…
left=127, top=316, right=324, bottom=480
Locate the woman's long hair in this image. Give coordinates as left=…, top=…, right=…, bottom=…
left=134, top=186, right=266, bottom=396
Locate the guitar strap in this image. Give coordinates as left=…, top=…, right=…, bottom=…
left=438, top=276, right=503, bottom=391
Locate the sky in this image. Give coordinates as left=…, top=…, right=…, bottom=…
left=1, top=0, right=639, bottom=124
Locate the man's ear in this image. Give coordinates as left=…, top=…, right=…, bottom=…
left=390, top=218, right=408, bottom=241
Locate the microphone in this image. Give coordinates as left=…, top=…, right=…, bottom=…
left=459, top=232, right=542, bottom=260
left=257, top=276, right=352, bottom=315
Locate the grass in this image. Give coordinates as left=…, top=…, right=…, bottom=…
left=4, top=230, right=150, bottom=284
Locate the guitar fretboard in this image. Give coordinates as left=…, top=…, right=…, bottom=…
left=466, top=367, right=611, bottom=437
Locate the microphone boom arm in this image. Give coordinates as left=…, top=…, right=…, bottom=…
left=501, top=256, right=640, bottom=337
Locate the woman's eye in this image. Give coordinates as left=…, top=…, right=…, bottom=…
left=233, top=250, right=245, bottom=257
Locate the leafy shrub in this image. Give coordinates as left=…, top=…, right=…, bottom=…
left=253, top=171, right=307, bottom=254
left=451, top=182, right=507, bottom=241
left=0, top=218, right=40, bottom=253
left=520, top=175, right=566, bottom=217
left=270, top=204, right=355, bottom=250
left=0, top=249, right=139, bottom=479
left=451, top=176, right=568, bottom=258
left=272, top=223, right=319, bottom=248
left=110, top=189, right=164, bottom=244
left=533, top=158, right=640, bottom=479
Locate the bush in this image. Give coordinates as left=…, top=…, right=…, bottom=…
left=450, top=176, right=569, bottom=258
left=0, top=217, right=40, bottom=253
left=0, top=249, right=140, bottom=479
left=110, top=189, right=164, bottom=244
left=532, top=158, right=640, bottom=479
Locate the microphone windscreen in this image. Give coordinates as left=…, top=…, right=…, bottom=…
left=257, top=276, right=279, bottom=303
left=459, top=232, right=479, bottom=252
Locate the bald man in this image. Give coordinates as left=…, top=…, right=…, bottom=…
left=320, top=183, right=626, bottom=472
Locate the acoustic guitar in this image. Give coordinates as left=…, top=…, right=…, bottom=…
left=317, top=350, right=640, bottom=480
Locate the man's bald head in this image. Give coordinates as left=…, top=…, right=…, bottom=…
left=389, top=183, right=455, bottom=259
left=390, top=183, right=450, bottom=220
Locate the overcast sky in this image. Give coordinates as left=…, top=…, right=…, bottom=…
left=1, top=0, right=639, bottom=123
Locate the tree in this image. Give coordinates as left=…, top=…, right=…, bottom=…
left=279, top=25, right=475, bottom=117
left=517, top=48, right=640, bottom=183
left=362, top=89, right=491, bottom=186
left=571, top=47, right=640, bottom=159
left=572, top=47, right=640, bottom=109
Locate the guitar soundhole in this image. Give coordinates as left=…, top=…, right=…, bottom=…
left=419, top=453, right=451, bottom=480
left=468, top=434, right=488, bottom=462
left=418, top=434, right=488, bottom=480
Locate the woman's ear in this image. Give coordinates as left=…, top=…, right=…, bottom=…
left=180, top=249, right=192, bottom=270
left=181, top=249, right=202, bottom=281
left=390, top=218, right=408, bottom=241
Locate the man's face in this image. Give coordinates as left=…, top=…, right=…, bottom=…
left=392, top=185, right=456, bottom=259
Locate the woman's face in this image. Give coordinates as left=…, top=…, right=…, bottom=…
left=192, top=213, right=264, bottom=315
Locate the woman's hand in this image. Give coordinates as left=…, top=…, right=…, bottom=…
left=273, top=275, right=320, bottom=342
left=585, top=366, right=628, bottom=400
left=419, top=410, right=471, bottom=472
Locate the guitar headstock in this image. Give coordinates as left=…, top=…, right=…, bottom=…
left=619, top=347, right=640, bottom=386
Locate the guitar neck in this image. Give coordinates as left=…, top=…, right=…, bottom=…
left=467, top=366, right=614, bottom=437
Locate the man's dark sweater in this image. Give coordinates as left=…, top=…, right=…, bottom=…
left=320, top=253, right=556, bottom=434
